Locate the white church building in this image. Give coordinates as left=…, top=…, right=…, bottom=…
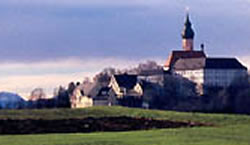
left=164, top=14, right=248, bottom=94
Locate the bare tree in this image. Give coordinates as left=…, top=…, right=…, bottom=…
left=29, top=88, right=46, bottom=101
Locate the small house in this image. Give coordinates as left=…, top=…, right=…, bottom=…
left=109, top=74, right=143, bottom=107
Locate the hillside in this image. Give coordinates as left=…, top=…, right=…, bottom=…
left=0, top=106, right=250, bottom=125
left=0, top=107, right=250, bottom=145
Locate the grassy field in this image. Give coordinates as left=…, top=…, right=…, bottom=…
left=0, top=106, right=250, bottom=145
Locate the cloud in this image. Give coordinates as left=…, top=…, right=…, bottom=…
left=0, top=0, right=170, bottom=7
left=0, top=0, right=249, bottom=63
left=0, top=57, right=158, bottom=76
left=0, top=1, right=175, bottom=62
left=0, top=73, right=86, bottom=98
left=0, top=57, right=163, bottom=97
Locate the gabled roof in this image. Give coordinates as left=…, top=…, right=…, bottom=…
left=113, top=74, right=138, bottom=89
left=206, top=58, right=247, bottom=69
left=174, top=57, right=247, bottom=70
left=165, top=50, right=206, bottom=68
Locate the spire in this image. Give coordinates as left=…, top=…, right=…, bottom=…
left=182, top=13, right=195, bottom=39
left=185, top=13, right=191, bottom=27
left=182, top=13, right=195, bottom=51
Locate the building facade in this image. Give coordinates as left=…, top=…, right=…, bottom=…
left=173, top=58, right=248, bottom=94
left=109, top=74, right=143, bottom=107
left=93, top=87, right=117, bottom=106
left=70, top=85, right=93, bottom=108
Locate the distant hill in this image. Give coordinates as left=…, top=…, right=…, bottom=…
left=0, top=92, right=26, bottom=109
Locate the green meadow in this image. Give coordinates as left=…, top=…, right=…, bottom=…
left=0, top=106, right=250, bottom=145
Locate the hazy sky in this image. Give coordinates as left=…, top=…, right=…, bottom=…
left=0, top=0, right=250, bottom=97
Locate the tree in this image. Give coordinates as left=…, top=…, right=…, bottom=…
left=93, top=67, right=118, bottom=87
left=210, top=75, right=250, bottom=114
left=68, top=82, right=76, bottom=96
left=122, top=60, right=162, bottom=74
left=147, top=74, right=197, bottom=110
left=29, top=88, right=46, bottom=101
left=55, top=86, right=71, bottom=108
left=138, top=61, right=161, bottom=71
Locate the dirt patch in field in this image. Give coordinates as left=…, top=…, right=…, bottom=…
left=0, top=116, right=211, bottom=134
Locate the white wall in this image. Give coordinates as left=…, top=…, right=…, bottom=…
left=175, top=69, right=204, bottom=85
left=175, top=68, right=247, bottom=88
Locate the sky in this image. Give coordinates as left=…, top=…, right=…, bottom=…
left=0, top=0, right=250, bottom=97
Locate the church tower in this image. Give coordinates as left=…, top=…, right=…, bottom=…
left=164, top=13, right=206, bottom=69
left=182, top=14, right=195, bottom=51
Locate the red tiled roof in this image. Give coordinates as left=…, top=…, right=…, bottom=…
left=165, top=50, right=206, bottom=68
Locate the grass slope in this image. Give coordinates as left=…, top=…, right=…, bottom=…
left=0, top=106, right=250, bottom=145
